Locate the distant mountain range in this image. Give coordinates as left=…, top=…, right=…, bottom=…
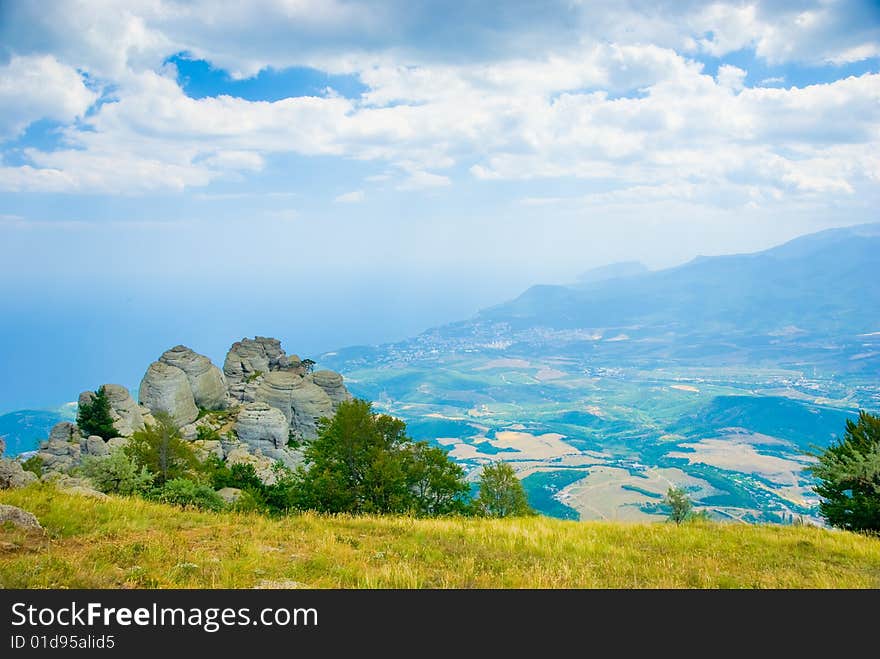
left=321, top=223, right=880, bottom=522
left=482, top=223, right=880, bottom=336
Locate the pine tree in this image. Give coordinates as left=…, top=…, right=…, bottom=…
left=809, top=410, right=880, bottom=534
left=76, top=385, right=119, bottom=440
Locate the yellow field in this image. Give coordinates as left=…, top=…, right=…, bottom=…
left=2, top=484, right=879, bottom=588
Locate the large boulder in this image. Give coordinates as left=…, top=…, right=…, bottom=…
left=254, top=371, right=334, bottom=440
left=82, top=435, right=110, bottom=457
left=224, top=337, right=289, bottom=403
left=0, top=504, right=42, bottom=532
left=38, top=422, right=83, bottom=472
left=79, top=385, right=145, bottom=437
left=310, top=370, right=352, bottom=410
left=235, top=402, right=289, bottom=450
left=159, top=345, right=227, bottom=410
left=0, top=460, right=38, bottom=489
left=138, top=361, right=199, bottom=427
left=49, top=422, right=81, bottom=444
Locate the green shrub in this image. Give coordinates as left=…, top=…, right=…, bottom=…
left=20, top=455, right=44, bottom=477
left=196, top=425, right=221, bottom=442
left=81, top=449, right=154, bottom=495
left=157, top=478, right=225, bottom=511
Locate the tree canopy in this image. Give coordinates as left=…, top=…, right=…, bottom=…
left=475, top=461, right=534, bottom=518
left=295, top=398, right=471, bottom=515
left=809, top=410, right=880, bottom=534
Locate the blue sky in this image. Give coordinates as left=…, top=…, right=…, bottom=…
left=0, top=0, right=879, bottom=411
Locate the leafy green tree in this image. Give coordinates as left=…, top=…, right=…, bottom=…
left=81, top=448, right=154, bottom=495
left=76, top=386, right=119, bottom=440
left=475, top=461, right=534, bottom=518
left=295, top=398, right=472, bottom=515
left=664, top=486, right=693, bottom=525
left=301, top=358, right=316, bottom=374
left=404, top=442, right=471, bottom=516
left=125, top=411, right=200, bottom=485
left=296, top=399, right=409, bottom=513
left=808, top=410, right=880, bottom=534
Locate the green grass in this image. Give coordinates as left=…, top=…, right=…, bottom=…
left=2, top=484, right=879, bottom=588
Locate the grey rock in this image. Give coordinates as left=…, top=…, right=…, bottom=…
left=0, top=504, right=42, bottom=532
left=38, top=425, right=83, bottom=472
left=102, top=384, right=145, bottom=436
left=138, top=361, right=199, bottom=427
left=49, top=422, right=81, bottom=444
left=235, top=402, right=289, bottom=450
left=82, top=435, right=110, bottom=457
left=216, top=487, right=242, bottom=504
left=310, top=370, right=352, bottom=410
left=224, top=337, right=288, bottom=403
left=255, top=371, right=333, bottom=440
left=0, top=436, right=5, bottom=458
left=159, top=345, right=227, bottom=410
left=0, top=460, right=38, bottom=489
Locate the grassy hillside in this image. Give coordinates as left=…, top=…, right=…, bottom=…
left=2, top=485, right=879, bottom=588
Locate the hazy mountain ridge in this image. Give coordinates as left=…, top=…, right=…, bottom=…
left=321, top=224, right=879, bottom=522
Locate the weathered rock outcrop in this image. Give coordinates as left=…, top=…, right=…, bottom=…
left=159, top=345, right=226, bottom=410
left=37, top=422, right=83, bottom=472
left=235, top=402, right=289, bottom=450
left=0, top=436, right=5, bottom=458
left=79, top=384, right=145, bottom=437
left=82, top=435, right=110, bottom=457
left=0, top=460, right=37, bottom=489
left=0, top=504, right=42, bottom=532
left=138, top=361, right=199, bottom=427
left=224, top=337, right=289, bottom=403
left=255, top=372, right=334, bottom=440
left=49, top=422, right=81, bottom=444
left=311, top=370, right=352, bottom=410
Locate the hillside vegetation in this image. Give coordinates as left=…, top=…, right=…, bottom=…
left=2, top=485, right=879, bottom=588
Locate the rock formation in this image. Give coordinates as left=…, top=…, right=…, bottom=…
left=36, top=422, right=83, bottom=472
left=224, top=336, right=289, bottom=403
left=255, top=372, right=334, bottom=440
left=82, top=435, right=110, bottom=457
left=311, top=370, right=352, bottom=410
left=159, top=345, right=227, bottom=410
left=27, top=335, right=350, bottom=492
left=138, top=361, right=199, bottom=427
left=0, top=460, right=37, bottom=489
left=235, top=402, right=289, bottom=450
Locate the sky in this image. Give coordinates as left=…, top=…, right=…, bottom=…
left=0, top=0, right=879, bottom=411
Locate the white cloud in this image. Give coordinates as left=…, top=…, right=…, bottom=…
left=334, top=190, right=365, bottom=203
left=396, top=171, right=451, bottom=190
left=716, top=65, right=747, bottom=92
left=0, top=55, right=99, bottom=139
left=0, top=0, right=877, bottom=211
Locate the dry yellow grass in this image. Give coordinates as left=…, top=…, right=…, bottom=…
left=2, top=484, right=879, bottom=588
